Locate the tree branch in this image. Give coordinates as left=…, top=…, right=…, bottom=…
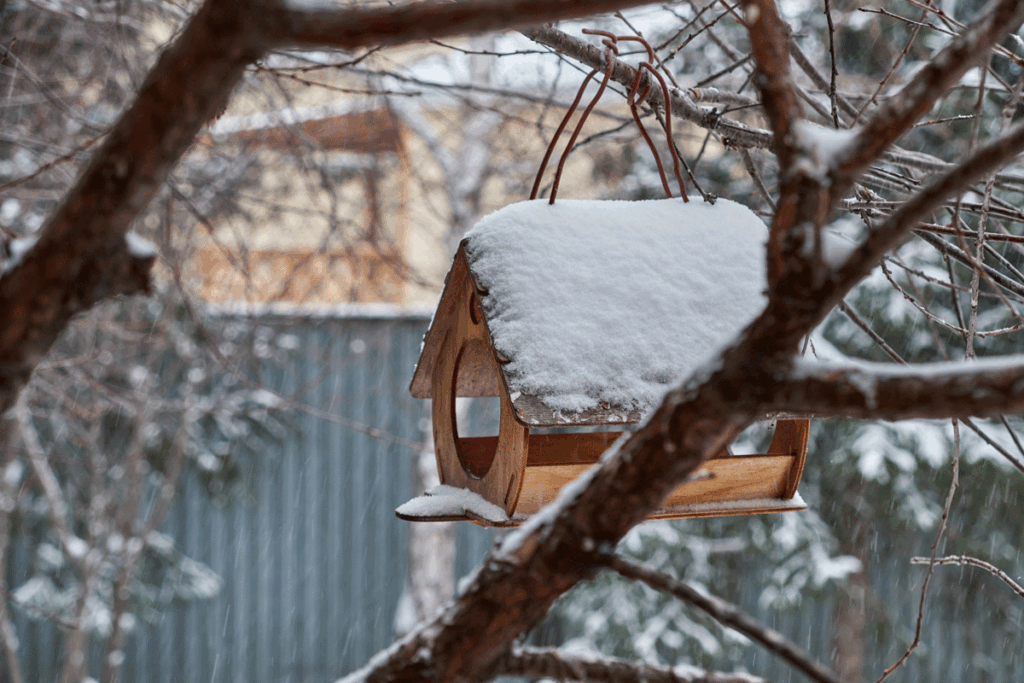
left=277, top=0, right=668, bottom=50
left=523, top=26, right=775, bottom=151
left=834, top=0, right=1024, bottom=185
left=744, top=0, right=823, bottom=285
left=909, top=555, right=1024, bottom=599
left=766, top=356, right=1024, bottom=421
left=603, top=555, right=840, bottom=683
left=492, top=646, right=771, bottom=683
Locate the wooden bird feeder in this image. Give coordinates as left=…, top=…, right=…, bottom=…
left=400, top=199, right=809, bottom=527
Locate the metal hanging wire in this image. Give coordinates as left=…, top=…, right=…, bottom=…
left=531, top=29, right=689, bottom=204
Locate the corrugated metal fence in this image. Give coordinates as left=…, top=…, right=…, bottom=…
left=7, top=310, right=1023, bottom=682
left=115, top=311, right=498, bottom=683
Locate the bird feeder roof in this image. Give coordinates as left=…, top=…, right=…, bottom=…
left=410, top=198, right=769, bottom=426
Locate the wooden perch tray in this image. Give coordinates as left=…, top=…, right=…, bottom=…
left=397, top=423, right=808, bottom=527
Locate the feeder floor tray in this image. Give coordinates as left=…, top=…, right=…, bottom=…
left=396, top=441, right=808, bottom=528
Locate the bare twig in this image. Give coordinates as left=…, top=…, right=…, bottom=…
left=604, top=554, right=839, bottom=683
left=876, top=420, right=960, bottom=682
left=822, top=0, right=839, bottom=128
left=838, top=301, right=905, bottom=364
left=909, top=555, right=1024, bottom=600
left=740, top=148, right=775, bottom=211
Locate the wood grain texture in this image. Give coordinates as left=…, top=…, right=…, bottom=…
left=511, top=394, right=645, bottom=427
left=430, top=251, right=528, bottom=515
left=411, top=248, right=504, bottom=399
left=515, top=454, right=798, bottom=516
left=768, top=418, right=809, bottom=498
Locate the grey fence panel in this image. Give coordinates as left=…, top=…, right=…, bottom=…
left=101, top=311, right=442, bottom=683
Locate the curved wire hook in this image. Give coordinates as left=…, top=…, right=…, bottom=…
left=616, top=35, right=688, bottom=202
left=531, top=30, right=619, bottom=202
left=530, top=29, right=689, bottom=203
left=547, top=40, right=617, bottom=204
left=529, top=66, right=601, bottom=201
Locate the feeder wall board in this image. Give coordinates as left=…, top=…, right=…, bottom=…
left=403, top=198, right=809, bottom=527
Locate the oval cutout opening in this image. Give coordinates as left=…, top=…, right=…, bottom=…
left=451, top=339, right=500, bottom=478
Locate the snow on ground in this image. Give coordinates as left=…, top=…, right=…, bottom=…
left=464, top=198, right=768, bottom=415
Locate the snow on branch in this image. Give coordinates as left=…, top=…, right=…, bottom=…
left=772, top=355, right=1024, bottom=422
left=603, top=555, right=841, bottom=683
left=493, top=646, right=771, bottom=683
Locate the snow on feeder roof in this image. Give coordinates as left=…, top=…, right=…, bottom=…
left=404, top=198, right=809, bottom=527
left=412, top=197, right=769, bottom=424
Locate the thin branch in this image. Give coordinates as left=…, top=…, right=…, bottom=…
left=524, top=26, right=775, bottom=151
left=788, top=38, right=857, bottom=122
left=918, top=223, right=1024, bottom=245
left=835, top=0, right=1024, bottom=184
left=909, top=555, right=1024, bottom=599
left=960, top=417, right=1024, bottom=475
left=838, top=301, right=904, bottom=364
left=603, top=555, right=841, bottom=683
left=876, top=420, right=960, bottom=683
left=912, top=229, right=1024, bottom=303
left=740, top=147, right=775, bottom=211
left=964, top=62, right=991, bottom=358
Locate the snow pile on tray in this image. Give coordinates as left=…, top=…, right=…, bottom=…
left=464, top=198, right=768, bottom=415
left=396, top=484, right=511, bottom=523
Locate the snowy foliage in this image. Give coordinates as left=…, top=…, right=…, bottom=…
left=7, top=296, right=291, bottom=642
left=12, top=532, right=221, bottom=636
left=552, top=510, right=858, bottom=667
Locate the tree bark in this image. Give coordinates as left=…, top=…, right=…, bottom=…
left=0, top=0, right=277, bottom=413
